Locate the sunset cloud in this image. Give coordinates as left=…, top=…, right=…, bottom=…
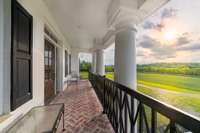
left=176, top=36, right=191, bottom=46
left=139, top=36, right=177, bottom=60
left=177, top=43, right=200, bottom=51
left=161, top=8, right=177, bottom=19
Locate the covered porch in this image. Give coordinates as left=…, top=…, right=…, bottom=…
left=0, top=0, right=200, bottom=132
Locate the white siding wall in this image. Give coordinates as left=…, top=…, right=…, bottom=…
left=0, top=0, right=11, bottom=115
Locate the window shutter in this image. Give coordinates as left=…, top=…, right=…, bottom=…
left=11, top=2, right=33, bottom=110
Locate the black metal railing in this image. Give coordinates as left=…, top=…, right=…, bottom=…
left=89, top=72, right=200, bottom=133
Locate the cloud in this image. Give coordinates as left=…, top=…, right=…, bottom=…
left=136, top=48, right=151, bottom=57
left=143, top=21, right=155, bottom=30
left=138, top=35, right=176, bottom=59
left=142, top=8, right=177, bottom=31
left=139, top=36, right=156, bottom=48
left=176, top=36, right=191, bottom=46
left=142, top=21, right=164, bottom=31
left=177, top=43, right=200, bottom=51
left=161, top=8, right=177, bottom=19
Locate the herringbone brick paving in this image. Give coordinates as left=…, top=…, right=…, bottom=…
left=51, top=80, right=114, bottom=133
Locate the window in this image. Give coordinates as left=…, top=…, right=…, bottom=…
left=11, top=1, right=33, bottom=110
left=65, top=50, right=68, bottom=77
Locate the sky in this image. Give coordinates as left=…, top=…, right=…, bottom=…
left=79, top=53, right=92, bottom=62
left=137, top=0, right=200, bottom=64
left=80, top=0, right=200, bottom=65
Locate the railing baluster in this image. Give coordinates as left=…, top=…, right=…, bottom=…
left=151, top=109, right=157, bottom=133
left=112, top=83, right=115, bottom=126
left=116, top=87, right=119, bottom=132
left=124, top=94, right=128, bottom=133
left=139, top=103, right=143, bottom=133
left=142, top=105, right=150, bottom=133
left=119, top=89, right=123, bottom=133
left=103, top=76, right=106, bottom=114
left=131, top=97, right=135, bottom=133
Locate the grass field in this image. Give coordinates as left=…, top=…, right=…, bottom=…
left=105, top=72, right=200, bottom=118
left=80, top=71, right=88, bottom=79
left=80, top=71, right=200, bottom=117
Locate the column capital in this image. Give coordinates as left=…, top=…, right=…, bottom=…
left=115, top=21, right=137, bottom=34
left=107, top=0, right=169, bottom=32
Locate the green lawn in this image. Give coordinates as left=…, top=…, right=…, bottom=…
left=105, top=72, right=200, bottom=117
left=80, top=71, right=88, bottom=79
left=105, top=72, right=114, bottom=79
left=138, top=73, right=200, bottom=92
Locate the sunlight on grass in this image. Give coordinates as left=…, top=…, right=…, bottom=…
left=105, top=72, right=114, bottom=79
left=105, top=72, right=200, bottom=117
left=137, top=73, right=200, bottom=92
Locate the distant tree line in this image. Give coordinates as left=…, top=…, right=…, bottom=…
left=137, top=63, right=200, bottom=76
left=97, top=63, right=200, bottom=76
left=80, top=61, right=91, bottom=71
left=105, top=65, right=114, bottom=72
left=79, top=62, right=114, bottom=72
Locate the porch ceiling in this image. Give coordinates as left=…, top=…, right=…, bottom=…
left=44, top=0, right=169, bottom=51
left=44, top=0, right=111, bottom=50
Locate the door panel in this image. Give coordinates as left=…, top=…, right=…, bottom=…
left=44, top=40, right=55, bottom=104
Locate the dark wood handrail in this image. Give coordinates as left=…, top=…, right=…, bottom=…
left=89, top=72, right=200, bottom=133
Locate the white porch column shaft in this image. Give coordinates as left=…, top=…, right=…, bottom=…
left=71, top=50, right=80, bottom=76
left=57, top=47, right=64, bottom=91
left=114, top=27, right=137, bottom=89
left=92, top=52, right=96, bottom=73
left=96, top=49, right=105, bottom=76
left=114, top=26, right=137, bottom=133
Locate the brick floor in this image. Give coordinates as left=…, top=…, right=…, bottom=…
left=51, top=80, right=115, bottom=133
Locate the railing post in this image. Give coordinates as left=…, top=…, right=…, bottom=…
left=151, top=109, right=157, bottom=133
left=170, top=120, right=176, bottom=133
left=88, top=71, right=90, bottom=81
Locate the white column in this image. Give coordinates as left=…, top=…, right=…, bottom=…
left=56, top=47, right=64, bottom=91
left=96, top=49, right=105, bottom=76
left=114, top=25, right=137, bottom=133
left=92, top=52, right=96, bottom=73
left=114, top=26, right=137, bottom=89
left=71, top=50, right=80, bottom=76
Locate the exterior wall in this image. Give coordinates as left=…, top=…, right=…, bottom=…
left=0, top=0, right=71, bottom=132
left=0, top=0, right=11, bottom=115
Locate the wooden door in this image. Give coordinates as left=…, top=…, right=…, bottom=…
left=44, top=40, right=55, bottom=104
